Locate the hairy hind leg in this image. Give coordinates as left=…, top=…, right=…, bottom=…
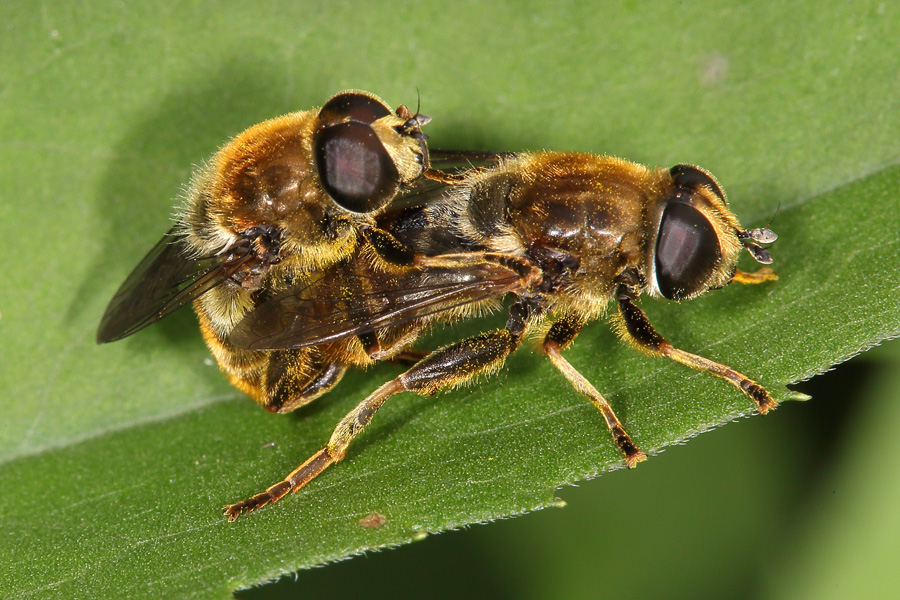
left=224, top=299, right=536, bottom=520
left=260, top=349, right=348, bottom=414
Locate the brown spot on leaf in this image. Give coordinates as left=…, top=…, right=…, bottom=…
left=358, top=512, right=387, bottom=529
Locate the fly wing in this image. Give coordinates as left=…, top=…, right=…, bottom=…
left=228, top=262, right=525, bottom=351
left=96, top=227, right=241, bottom=343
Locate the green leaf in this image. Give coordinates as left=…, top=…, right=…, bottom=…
left=2, top=1, right=899, bottom=598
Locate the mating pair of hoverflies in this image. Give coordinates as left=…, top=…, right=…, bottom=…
left=97, top=90, right=778, bottom=520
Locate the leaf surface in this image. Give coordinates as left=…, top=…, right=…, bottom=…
left=2, top=1, right=898, bottom=597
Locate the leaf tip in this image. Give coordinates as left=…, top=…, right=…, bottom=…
left=785, top=390, right=813, bottom=402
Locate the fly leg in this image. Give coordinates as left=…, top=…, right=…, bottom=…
left=615, top=288, right=776, bottom=414
left=386, top=348, right=430, bottom=366
left=224, top=298, right=539, bottom=520
left=543, top=314, right=646, bottom=468
left=259, top=349, right=348, bottom=414
left=360, top=224, right=542, bottom=287
left=732, top=267, right=778, bottom=285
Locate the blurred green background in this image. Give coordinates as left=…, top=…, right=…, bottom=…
left=3, top=1, right=899, bottom=598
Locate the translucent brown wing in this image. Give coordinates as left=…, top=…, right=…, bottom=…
left=96, top=227, right=245, bottom=343
left=228, top=262, right=524, bottom=351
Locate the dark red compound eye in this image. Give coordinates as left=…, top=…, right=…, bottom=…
left=318, top=92, right=392, bottom=125
left=669, top=164, right=726, bottom=202
left=655, top=201, right=721, bottom=300
left=314, top=120, right=399, bottom=214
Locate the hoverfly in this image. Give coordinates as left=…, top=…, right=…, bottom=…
left=220, top=151, right=777, bottom=519
left=97, top=89, right=441, bottom=406
left=97, top=98, right=778, bottom=520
